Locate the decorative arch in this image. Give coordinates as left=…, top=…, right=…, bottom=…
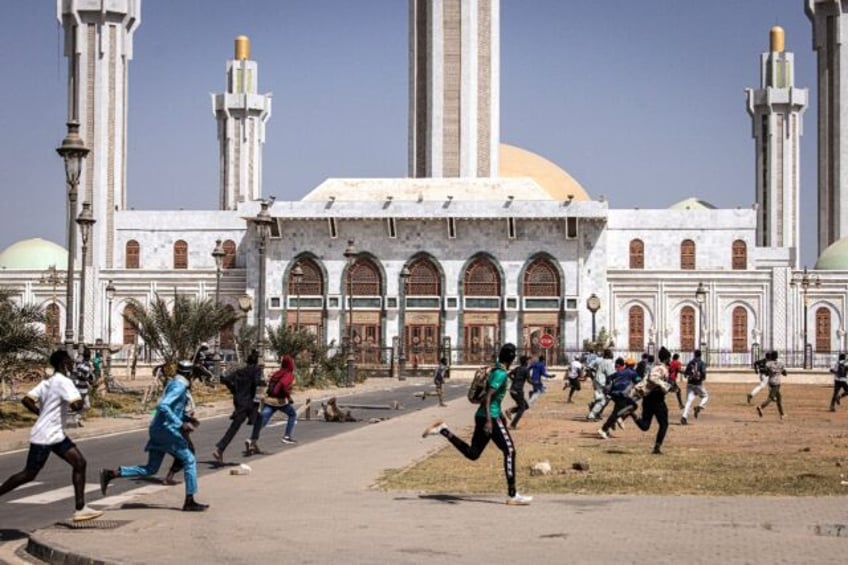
left=732, top=305, right=748, bottom=353
left=629, top=239, right=644, bottom=269
left=222, top=240, right=237, bottom=269
left=732, top=239, right=747, bottom=270
left=348, top=257, right=382, bottom=296
left=288, top=257, right=325, bottom=296
left=816, top=306, right=832, bottom=353
left=463, top=256, right=501, bottom=297
left=173, top=240, right=188, bottom=270
left=406, top=256, right=442, bottom=296
left=680, top=239, right=696, bottom=270
left=125, top=240, right=140, bottom=269
left=523, top=257, right=561, bottom=297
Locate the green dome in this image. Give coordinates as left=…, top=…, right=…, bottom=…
left=0, top=238, right=68, bottom=270
left=816, top=237, right=848, bottom=270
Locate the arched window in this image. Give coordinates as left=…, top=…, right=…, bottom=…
left=406, top=257, right=441, bottom=296
left=348, top=257, right=382, bottom=296
left=123, top=304, right=139, bottom=345
left=125, top=240, right=140, bottom=269
left=173, top=240, right=188, bottom=270
left=464, top=257, right=501, bottom=296
left=732, top=306, right=748, bottom=353
left=222, top=240, right=237, bottom=269
left=680, top=306, right=695, bottom=352
left=732, top=240, right=747, bottom=270
left=288, top=258, right=324, bottom=296
left=629, top=239, right=644, bottom=270
left=45, top=303, right=60, bottom=343
left=816, top=307, right=832, bottom=353
left=680, top=239, right=696, bottom=270
left=523, top=258, right=560, bottom=297
left=628, top=305, right=644, bottom=351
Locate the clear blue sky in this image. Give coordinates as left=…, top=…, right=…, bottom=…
left=0, top=1, right=821, bottom=264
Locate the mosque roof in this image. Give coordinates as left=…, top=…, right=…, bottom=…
left=815, top=237, right=848, bottom=270
left=300, top=143, right=590, bottom=203
left=668, top=197, right=717, bottom=210
left=0, top=238, right=68, bottom=270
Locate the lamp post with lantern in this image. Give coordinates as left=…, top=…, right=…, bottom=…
left=695, top=282, right=707, bottom=356
left=105, top=280, right=115, bottom=379
left=343, top=240, right=358, bottom=387
left=75, top=201, right=95, bottom=346
left=251, top=201, right=274, bottom=360
left=398, top=265, right=411, bottom=381
left=211, top=239, right=226, bottom=370
left=56, top=120, right=89, bottom=353
left=791, top=267, right=820, bottom=369
left=292, top=262, right=303, bottom=330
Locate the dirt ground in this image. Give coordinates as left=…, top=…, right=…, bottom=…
left=379, top=382, right=848, bottom=496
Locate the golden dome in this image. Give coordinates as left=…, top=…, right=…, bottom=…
left=770, top=26, right=785, bottom=53
left=498, top=143, right=591, bottom=201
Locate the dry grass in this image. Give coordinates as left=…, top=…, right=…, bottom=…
left=379, top=383, right=848, bottom=496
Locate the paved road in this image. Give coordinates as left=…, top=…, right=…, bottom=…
left=0, top=378, right=464, bottom=538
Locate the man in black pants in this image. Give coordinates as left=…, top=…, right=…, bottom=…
left=628, top=348, right=671, bottom=454
left=422, top=343, right=532, bottom=505
left=212, top=350, right=262, bottom=463
left=507, top=355, right=531, bottom=429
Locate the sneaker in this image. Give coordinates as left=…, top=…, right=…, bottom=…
left=615, top=418, right=625, bottom=430
left=746, top=393, right=753, bottom=405
left=597, top=428, right=609, bottom=439
left=586, top=415, right=598, bottom=422
left=281, top=436, right=298, bottom=445
left=756, top=406, right=763, bottom=418
left=422, top=420, right=447, bottom=438
left=212, top=449, right=224, bottom=464
left=99, top=469, right=115, bottom=495
left=680, top=416, right=688, bottom=425
left=694, top=406, right=702, bottom=419
left=72, top=505, right=103, bottom=522
left=506, top=493, right=533, bottom=506
left=652, top=445, right=663, bottom=455
left=182, top=500, right=209, bottom=512
left=244, top=439, right=253, bottom=455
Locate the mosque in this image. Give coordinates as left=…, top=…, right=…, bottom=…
left=2, top=0, right=848, bottom=369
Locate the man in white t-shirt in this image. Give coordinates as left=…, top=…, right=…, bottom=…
left=0, top=350, right=103, bottom=522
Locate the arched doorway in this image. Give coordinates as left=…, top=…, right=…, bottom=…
left=462, top=257, right=501, bottom=364
left=521, top=257, right=561, bottom=363
left=402, top=257, right=442, bottom=367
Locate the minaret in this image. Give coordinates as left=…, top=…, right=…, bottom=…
left=211, top=36, right=272, bottom=210
left=56, top=0, right=140, bottom=269
left=409, top=0, right=500, bottom=178
left=806, top=1, right=848, bottom=254
left=745, top=26, right=808, bottom=266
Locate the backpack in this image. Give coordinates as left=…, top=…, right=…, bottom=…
left=687, top=360, right=703, bottom=384
left=467, top=366, right=492, bottom=404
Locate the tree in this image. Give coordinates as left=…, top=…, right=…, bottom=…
left=0, top=288, right=52, bottom=373
left=266, top=325, right=348, bottom=387
left=122, top=293, right=240, bottom=365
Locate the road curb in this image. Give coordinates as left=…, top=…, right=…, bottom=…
left=27, top=532, right=114, bottom=565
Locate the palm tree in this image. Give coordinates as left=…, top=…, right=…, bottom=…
left=122, top=293, right=240, bottom=365
left=0, top=288, right=52, bottom=399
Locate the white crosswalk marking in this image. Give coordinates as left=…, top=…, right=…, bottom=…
left=8, top=483, right=99, bottom=504
left=92, top=484, right=168, bottom=508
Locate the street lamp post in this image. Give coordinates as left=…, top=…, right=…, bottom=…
left=791, top=267, right=820, bottom=369
left=211, top=239, right=226, bottom=371
left=343, top=240, right=358, bottom=387
left=105, top=280, right=115, bottom=379
left=56, top=120, right=89, bottom=354
left=292, top=262, right=303, bottom=331
left=75, top=201, right=95, bottom=347
left=252, top=201, right=275, bottom=361
left=399, top=265, right=411, bottom=381
left=695, top=282, right=707, bottom=354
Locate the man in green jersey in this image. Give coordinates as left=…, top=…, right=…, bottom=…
left=422, top=343, right=532, bottom=505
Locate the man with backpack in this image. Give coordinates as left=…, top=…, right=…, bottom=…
left=681, top=350, right=708, bottom=425
left=829, top=353, right=848, bottom=412
left=246, top=354, right=298, bottom=455
left=598, top=357, right=637, bottom=439
left=212, top=350, right=262, bottom=464
left=422, top=343, right=532, bottom=506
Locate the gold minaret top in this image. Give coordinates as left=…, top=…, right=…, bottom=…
left=235, top=35, right=250, bottom=60
left=770, top=26, right=785, bottom=53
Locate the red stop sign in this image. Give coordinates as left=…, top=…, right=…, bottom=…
left=539, top=334, right=555, bottom=349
